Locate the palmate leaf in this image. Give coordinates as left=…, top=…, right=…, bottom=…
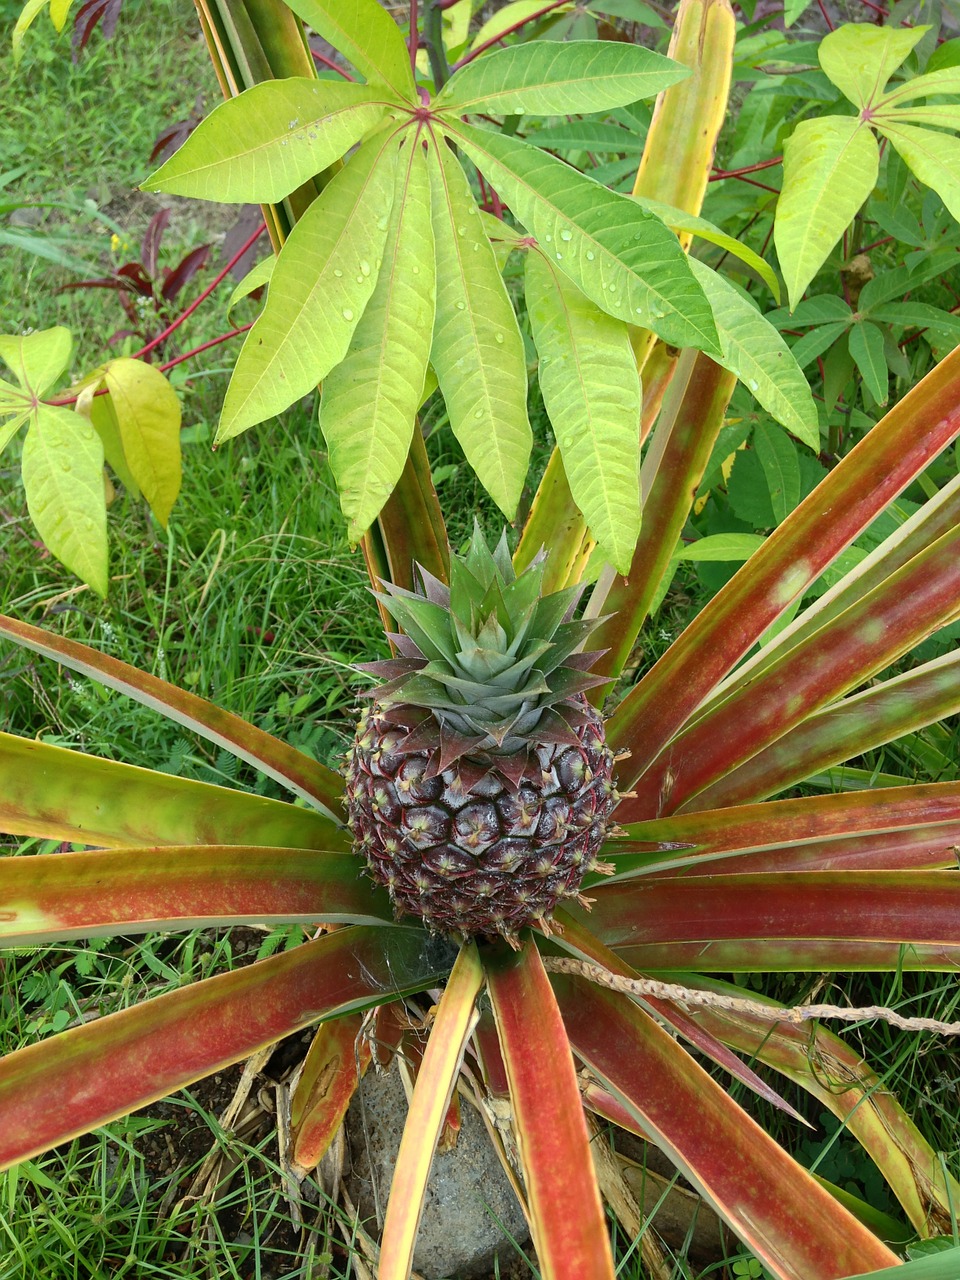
left=849, top=320, right=888, bottom=404
left=0, top=926, right=450, bottom=1171
left=434, top=40, right=688, bottom=116
left=285, top=0, right=416, bottom=100
left=448, top=120, right=721, bottom=357
left=875, top=119, right=960, bottom=223
left=775, top=117, right=879, bottom=309
left=142, top=80, right=395, bottom=203
left=818, top=22, right=927, bottom=107
left=556, top=976, right=900, bottom=1280
left=218, top=128, right=400, bottom=443
left=0, top=326, right=72, bottom=394
left=427, top=136, right=531, bottom=519
left=525, top=250, right=641, bottom=574
left=320, top=138, right=435, bottom=542
left=688, top=259, right=819, bottom=447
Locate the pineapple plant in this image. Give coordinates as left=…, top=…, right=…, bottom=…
left=346, top=526, right=617, bottom=940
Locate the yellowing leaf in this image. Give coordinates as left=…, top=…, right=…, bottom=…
left=818, top=23, right=927, bottom=107
left=80, top=385, right=140, bottom=499
left=21, top=405, right=107, bottom=597
left=427, top=140, right=531, bottom=519
left=218, top=130, right=400, bottom=444
left=525, top=251, right=640, bottom=574
left=0, top=327, right=73, bottom=397
left=320, top=143, right=436, bottom=542
left=143, top=81, right=392, bottom=204
left=775, top=117, right=879, bottom=309
left=102, top=359, right=182, bottom=527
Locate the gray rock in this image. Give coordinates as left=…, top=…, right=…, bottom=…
left=344, top=1063, right=532, bottom=1279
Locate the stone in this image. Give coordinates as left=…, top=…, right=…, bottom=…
left=344, top=1062, right=532, bottom=1279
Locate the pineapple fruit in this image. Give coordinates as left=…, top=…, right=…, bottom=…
left=345, top=527, right=618, bottom=942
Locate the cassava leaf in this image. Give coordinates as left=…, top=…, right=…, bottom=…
left=427, top=138, right=531, bottom=519
left=449, top=121, right=720, bottom=357
left=753, top=421, right=801, bottom=525
left=525, top=250, right=641, bottom=574
left=876, top=118, right=960, bottom=222
left=0, top=327, right=72, bottom=396
left=285, top=0, right=416, bottom=99
left=818, top=23, right=927, bottom=107
left=21, top=405, right=107, bottom=597
left=879, top=66, right=960, bottom=105
left=674, top=533, right=766, bottom=562
left=689, top=260, right=819, bottom=449
left=467, top=1, right=571, bottom=53
left=102, top=358, right=182, bottom=526
left=143, top=80, right=392, bottom=204
left=529, top=121, right=644, bottom=154
left=226, top=255, right=274, bottom=319
left=848, top=321, right=889, bottom=405
left=435, top=41, right=688, bottom=116
left=634, top=196, right=780, bottom=300
left=775, top=116, right=879, bottom=308
left=320, top=142, right=435, bottom=542
left=82, top=385, right=140, bottom=498
left=218, top=130, right=400, bottom=444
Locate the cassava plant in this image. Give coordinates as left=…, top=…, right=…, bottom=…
left=5, top=2, right=960, bottom=1278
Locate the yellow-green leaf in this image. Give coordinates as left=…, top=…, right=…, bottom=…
left=142, top=80, right=392, bottom=204
left=218, top=130, right=400, bottom=444
left=818, top=23, right=928, bottom=107
left=102, top=359, right=182, bottom=527
left=82, top=386, right=140, bottom=499
left=427, top=139, right=531, bottom=519
left=775, top=116, right=879, bottom=309
left=525, top=250, right=640, bottom=574
left=877, top=118, right=960, bottom=222
left=21, top=406, right=107, bottom=597
left=226, top=256, right=275, bottom=321
left=320, top=142, right=435, bottom=542
left=0, top=327, right=72, bottom=396
left=285, top=0, right=416, bottom=100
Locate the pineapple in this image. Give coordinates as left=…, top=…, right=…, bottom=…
left=345, top=526, right=618, bottom=942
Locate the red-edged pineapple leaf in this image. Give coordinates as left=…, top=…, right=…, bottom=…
left=0, top=925, right=450, bottom=1171
left=685, top=978, right=960, bottom=1236
left=582, top=870, right=960, bottom=971
left=607, top=345, right=960, bottom=797
left=627, top=521, right=960, bottom=815
left=0, top=614, right=345, bottom=818
left=552, top=910, right=807, bottom=1124
left=555, top=976, right=901, bottom=1278
left=0, top=845, right=387, bottom=946
left=379, top=943, right=483, bottom=1280
left=610, top=783, right=960, bottom=877
left=690, top=650, right=960, bottom=808
left=486, top=940, right=615, bottom=1280
left=290, top=1013, right=371, bottom=1176
left=0, top=732, right=336, bottom=850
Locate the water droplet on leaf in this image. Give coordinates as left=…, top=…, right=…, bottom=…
left=559, top=229, right=572, bottom=241
left=343, top=308, right=354, bottom=321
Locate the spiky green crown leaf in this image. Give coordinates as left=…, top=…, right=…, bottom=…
left=359, top=526, right=610, bottom=755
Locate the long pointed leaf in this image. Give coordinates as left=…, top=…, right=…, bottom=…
left=218, top=127, right=401, bottom=442
left=320, top=136, right=435, bottom=541
left=427, top=137, right=531, bottom=518
left=556, top=976, right=901, bottom=1278
left=607, top=345, right=960, bottom=796
left=379, top=942, right=483, bottom=1280
left=486, top=940, right=615, bottom=1280
left=0, top=845, right=386, bottom=945
left=0, top=925, right=451, bottom=1171
left=632, top=519, right=960, bottom=815
left=284, top=0, right=416, bottom=100
left=0, top=732, right=334, bottom=850
left=0, top=614, right=345, bottom=817
left=449, top=120, right=720, bottom=357
left=695, top=648, right=960, bottom=808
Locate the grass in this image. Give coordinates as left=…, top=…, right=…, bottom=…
left=2, top=5, right=960, bottom=1278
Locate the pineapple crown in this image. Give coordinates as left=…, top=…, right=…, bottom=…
left=358, top=525, right=610, bottom=770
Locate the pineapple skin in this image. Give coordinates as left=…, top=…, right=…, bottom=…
left=346, top=697, right=617, bottom=941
